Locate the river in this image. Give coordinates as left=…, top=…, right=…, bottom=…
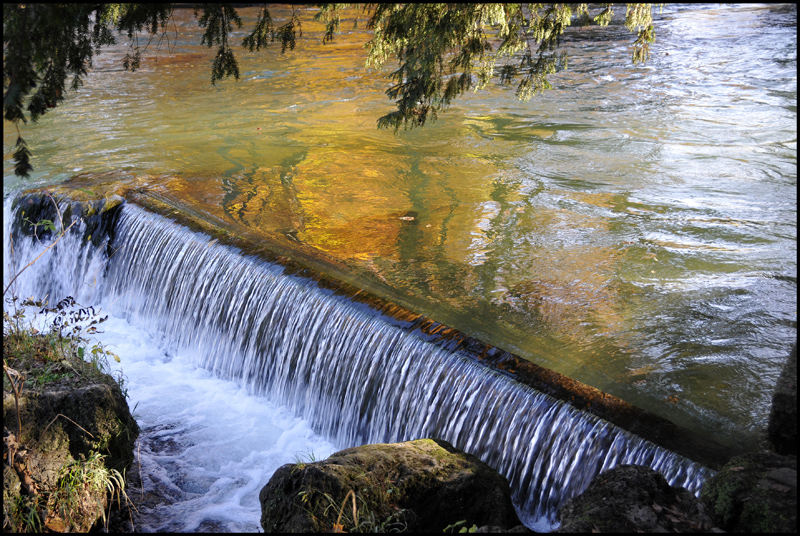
left=2, top=3, right=797, bottom=532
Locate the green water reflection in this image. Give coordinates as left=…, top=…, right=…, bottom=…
left=3, top=5, right=796, bottom=452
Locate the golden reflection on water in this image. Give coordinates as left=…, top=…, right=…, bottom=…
left=208, top=139, right=632, bottom=359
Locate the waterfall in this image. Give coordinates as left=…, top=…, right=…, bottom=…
left=4, top=197, right=713, bottom=530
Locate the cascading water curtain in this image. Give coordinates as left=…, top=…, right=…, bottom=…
left=4, top=198, right=714, bottom=530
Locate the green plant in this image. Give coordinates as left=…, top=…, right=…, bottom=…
left=294, top=449, right=319, bottom=463
left=30, top=363, right=72, bottom=386
left=296, top=487, right=408, bottom=533
left=46, top=451, right=129, bottom=532
left=4, top=295, right=122, bottom=394
left=3, top=492, right=44, bottom=533
left=292, top=449, right=319, bottom=472
left=4, top=192, right=77, bottom=298
left=443, top=520, right=478, bottom=533
left=3, top=194, right=120, bottom=393
left=21, top=216, right=56, bottom=241
left=38, top=296, right=112, bottom=360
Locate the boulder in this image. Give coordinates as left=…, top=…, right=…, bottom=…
left=3, top=379, right=139, bottom=532
left=259, top=438, right=525, bottom=533
left=557, top=464, right=716, bottom=532
left=701, top=451, right=797, bottom=533
left=4, top=382, right=138, bottom=478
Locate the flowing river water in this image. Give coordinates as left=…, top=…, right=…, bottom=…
left=2, top=4, right=797, bottom=532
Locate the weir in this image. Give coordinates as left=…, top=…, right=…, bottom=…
left=5, top=192, right=725, bottom=530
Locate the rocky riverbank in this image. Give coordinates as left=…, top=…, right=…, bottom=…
left=5, top=339, right=793, bottom=533
left=3, top=312, right=139, bottom=532
left=5, top=260, right=793, bottom=534
left=259, top=344, right=797, bottom=533
left=259, top=439, right=796, bottom=534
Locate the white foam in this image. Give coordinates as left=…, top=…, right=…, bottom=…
left=25, top=305, right=337, bottom=532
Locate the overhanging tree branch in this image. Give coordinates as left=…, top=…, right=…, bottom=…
left=4, top=3, right=658, bottom=175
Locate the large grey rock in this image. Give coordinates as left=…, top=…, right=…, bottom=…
left=259, top=438, right=525, bottom=533
left=701, top=451, right=797, bottom=533
left=557, top=464, right=716, bottom=532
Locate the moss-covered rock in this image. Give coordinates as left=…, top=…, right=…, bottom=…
left=4, top=383, right=138, bottom=478
left=3, top=376, right=138, bottom=532
left=557, top=464, right=716, bottom=532
left=259, top=438, right=525, bottom=533
left=701, top=451, right=797, bottom=533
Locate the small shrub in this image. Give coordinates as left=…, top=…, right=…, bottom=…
left=45, top=451, right=128, bottom=532
left=4, top=295, right=124, bottom=394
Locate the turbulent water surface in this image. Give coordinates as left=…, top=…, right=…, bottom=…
left=2, top=3, right=797, bottom=532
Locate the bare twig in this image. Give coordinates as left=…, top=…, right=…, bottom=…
left=40, top=413, right=95, bottom=441
left=109, top=289, right=132, bottom=308
left=45, top=192, right=64, bottom=233
left=137, top=441, right=143, bottom=499
left=7, top=230, right=18, bottom=297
